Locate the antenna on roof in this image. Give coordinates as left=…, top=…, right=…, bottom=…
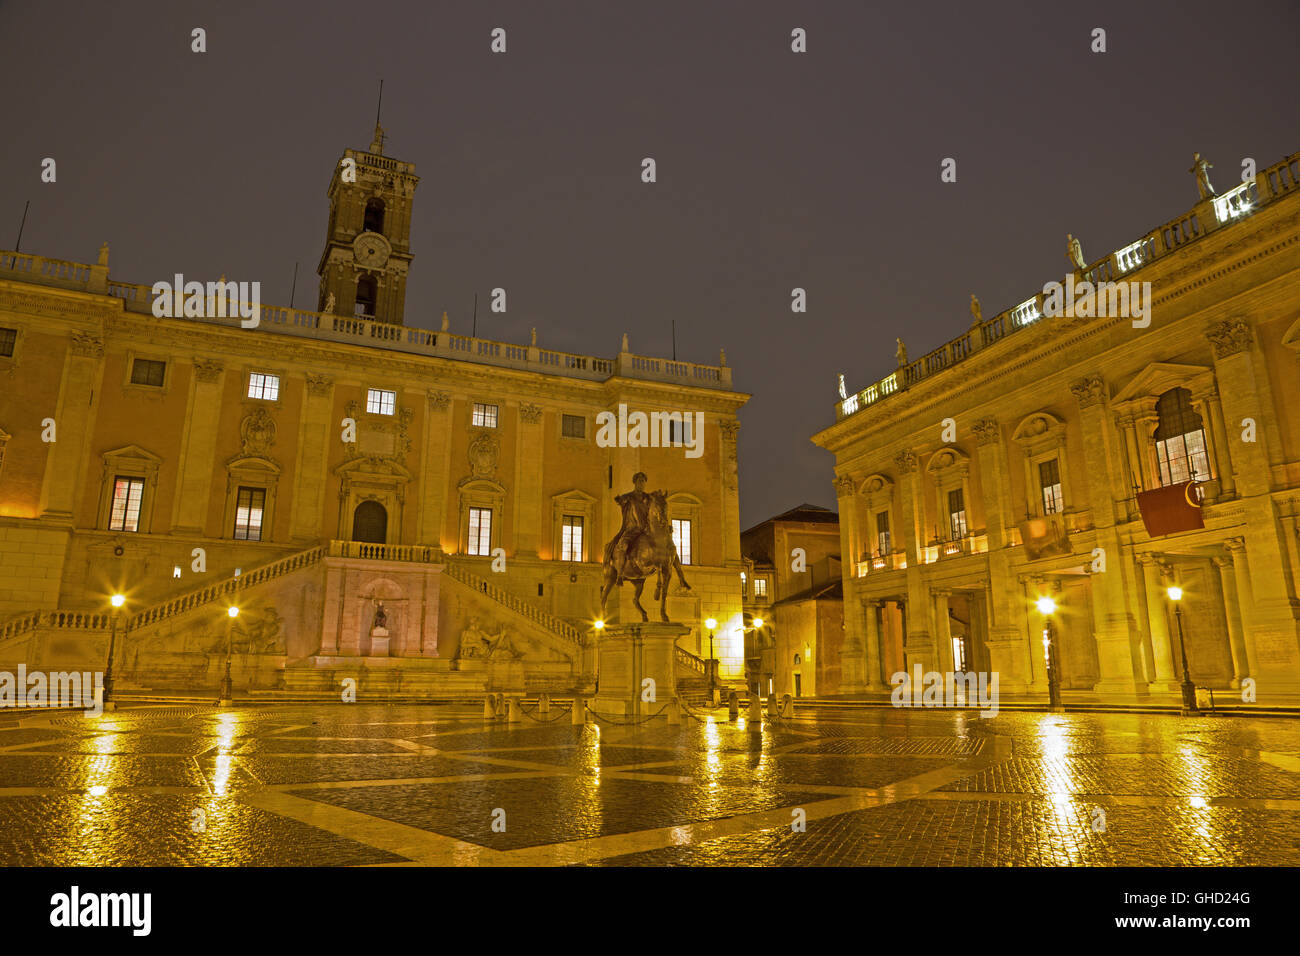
left=370, top=79, right=386, bottom=153
left=14, top=200, right=30, bottom=252
left=375, top=79, right=384, bottom=128
left=672, top=319, right=677, bottom=360
left=472, top=292, right=478, bottom=338
left=289, top=262, right=299, bottom=309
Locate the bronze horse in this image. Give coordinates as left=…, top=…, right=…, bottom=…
left=599, top=490, right=691, bottom=622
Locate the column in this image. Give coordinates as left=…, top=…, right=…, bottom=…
left=896, top=449, right=935, bottom=673
left=1204, top=389, right=1235, bottom=498
left=934, top=590, right=954, bottom=674
left=863, top=598, right=883, bottom=690
left=719, top=420, right=742, bottom=566
left=514, top=402, right=544, bottom=556
left=1213, top=554, right=1248, bottom=687
left=1071, top=374, right=1146, bottom=693
left=1207, top=321, right=1300, bottom=691
left=290, top=374, right=335, bottom=542
left=171, top=360, right=226, bottom=533
left=1224, top=538, right=1259, bottom=679
left=1138, top=554, right=1178, bottom=691
left=419, top=390, right=453, bottom=551
left=835, top=474, right=867, bottom=694
left=39, top=333, right=105, bottom=520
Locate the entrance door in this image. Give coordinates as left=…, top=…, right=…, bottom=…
left=794, top=673, right=802, bottom=697
left=352, top=500, right=388, bottom=543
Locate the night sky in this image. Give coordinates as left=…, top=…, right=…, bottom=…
left=3, top=0, right=1296, bottom=528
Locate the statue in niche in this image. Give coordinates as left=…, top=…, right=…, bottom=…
left=1190, top=152, right=1216, bottom=199
left=371, top=601, right=388, bottom=632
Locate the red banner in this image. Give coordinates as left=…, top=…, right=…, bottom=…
left=1137, top=481, right=1204, bottom=537
left=1019, top=515, right=1070, bottom=560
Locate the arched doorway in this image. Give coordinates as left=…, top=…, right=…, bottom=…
left=352, top=500, right=387, bottom=544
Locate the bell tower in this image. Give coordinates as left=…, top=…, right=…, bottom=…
left=316, top=124, right=419, bottom=325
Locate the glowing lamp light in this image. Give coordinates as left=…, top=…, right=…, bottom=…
left=1167, top=586, right=1183, bottom=602
left=705, top=618, right=718, bottom=631
left=752, top=617, right=764, bottom=629
left=593, top=619, right=605, bottom=631
left=227, top=606, right=240, bottom=618
left=109, top=594, right=126, bottom=609
left=1035, top=596, right=1057, bottom=616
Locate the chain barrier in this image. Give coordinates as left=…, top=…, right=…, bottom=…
left=516, top=700, right=575, bottom=723
left=583, top=702, right=671, bottom=726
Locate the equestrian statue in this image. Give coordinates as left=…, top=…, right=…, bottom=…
left=599, top=472, right=691, bottom=622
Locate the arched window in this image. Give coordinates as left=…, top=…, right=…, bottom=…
left=1153, top=387, right=1211, bottom=485
left=355, top=275, right=377, bottom=317
left=352, top=500, right=387, bottom=543
left=363, top=198, right=385, bottom=234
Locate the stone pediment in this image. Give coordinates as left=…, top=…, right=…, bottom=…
left=925, top=446, right=970, bottom=476
left=337, top=456, right=412, bottom=482
left=1283, top=316, right=1300, bottom=353
left=1112, top=362, right=1213, bottom=404
left=859, top=473, right=893, bottom=497
left=100, top=444, right=162, bottom=465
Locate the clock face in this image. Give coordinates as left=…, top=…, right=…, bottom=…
left=352, top=231, right=391, bottom=268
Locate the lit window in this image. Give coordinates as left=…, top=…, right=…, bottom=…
left=876, top=510, right=891, bottom=555
left=109, top=477, right=144, bottom=532
left=1154, top=388, right=1212, bottom=485
left=740, top=571, right=747, bottom=598
left=247, top=372, right=280, bottom=401
left=1039, top=458, right=1063, bottom=515
left=561, top=515, right=583, bottom=561
left=671, top=518, right=692, bottom=565
left=473, top=403, right=498, bottom=428
left=130, top=358, right=166, bottom=387
left=233, top=487, right=266, bottom=541
left=468, top=507, right=492, bottom=555
left=562, top=414, right=585, bottom=439
left=754, top=577, right=768, bottom=598
left=366, top=388, right=396, bottom=415
left=0, top=327, right=15, bottom=357
left=947, top=488, right=967, bottom=540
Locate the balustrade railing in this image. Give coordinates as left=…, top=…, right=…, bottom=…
left=833, top=151, right=1300, bottom=422
left=442, top=561, right=583, bottom=646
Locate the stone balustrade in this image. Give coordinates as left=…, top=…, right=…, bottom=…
left=0, top=253, right=732, bottom=391
left=835, top=150, right=1300, bottom=421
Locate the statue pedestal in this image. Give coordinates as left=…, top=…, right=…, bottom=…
left=369, top=627, right=390, bottom=657
left=486, top=657, right=526, bottom=694
left=592, top=622, right=688, bottom=718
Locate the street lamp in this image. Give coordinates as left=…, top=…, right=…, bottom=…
left=1167, top=586, right=1199, bottom=714
left=219, top=605, right=239, bottom=706
left=1035, top=596, right=1062, bottom=712
left=102, top=593, right=126, bottom=713
left=704, top=617, right=718, bottom=694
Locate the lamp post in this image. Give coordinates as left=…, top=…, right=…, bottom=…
left=219, top=605, right=239, bottom=706
left=704, top=617, right=718, bottom=694
left=1167, top=586, right=1199, bottom=715
left=102, top=593, right=126, bottom=713
left=1036, top=596, right=1062, bottom=713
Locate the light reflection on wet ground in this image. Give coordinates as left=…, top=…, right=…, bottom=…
left=0, top=703, right=1298, bottom=865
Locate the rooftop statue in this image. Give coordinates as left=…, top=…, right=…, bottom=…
left=896, top=338, right=908, bottom=367
left=1190, top=152, right=1216, bottom=199
left=970, top=294, right=982, bottom=325
left=600, top=472, right=691, bottom=622
left=1066, top=233, right=1086, bottom=271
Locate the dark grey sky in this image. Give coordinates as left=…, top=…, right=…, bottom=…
left=3, top=0, right=1296, bottom=528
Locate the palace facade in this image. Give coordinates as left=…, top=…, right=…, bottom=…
left=815, top=151, right=1300, bottom=705
left=0, top=127, right=749, bottom=695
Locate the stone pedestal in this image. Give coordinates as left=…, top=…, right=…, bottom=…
left=592, top=622, right=688, bottom=718
left=486, top=657, right=526, bottom=694
left=369, top=627, right=390, bottom=657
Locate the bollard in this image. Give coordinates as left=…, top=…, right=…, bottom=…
left=667, top=698, right=681, bottom=725
left=767, top=694, right=779, bottom=718
left=483, top=696, right=497, bottom=720
left=711, top=687, right=720, bottom=708
left=781, top=694, right=794, bottom=718
left=538, top=692, right=550, bottom=716
left=572, top=695, right=586, bottom=725
left=727, top=691, right=739, bottom=719
left=507, top=696, right=522, bottom=723
left=748, top=693, right=763, bottom=722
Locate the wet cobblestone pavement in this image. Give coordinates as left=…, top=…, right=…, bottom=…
left=2, top=703, right=1299, bottom=866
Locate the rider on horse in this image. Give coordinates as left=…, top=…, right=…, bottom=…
left=606, top=472, right=651, bottom=584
